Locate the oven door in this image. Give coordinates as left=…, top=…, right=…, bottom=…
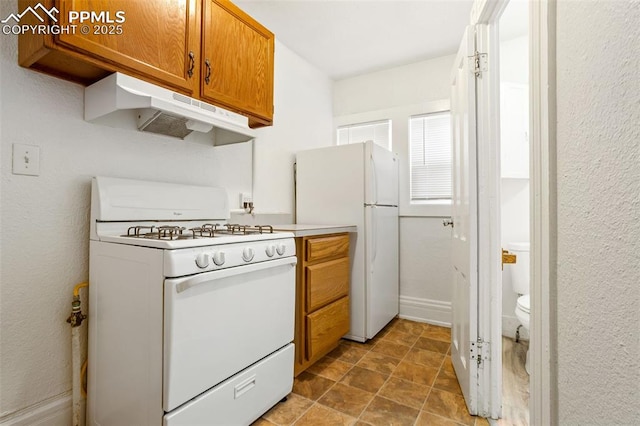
left=163, top=256, right=296, bottom=412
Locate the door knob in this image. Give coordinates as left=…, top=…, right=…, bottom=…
left=443, top=218, right=454, bottom=227
left=502, top=249, right=517, bottom=270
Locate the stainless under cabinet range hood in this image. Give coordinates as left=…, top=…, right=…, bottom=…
left=84, top=73, right=256, bottom=145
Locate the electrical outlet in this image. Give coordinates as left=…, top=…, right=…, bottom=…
left=12, top=144, right=40, bottom=176
left=239, top=193, right=253, bottom=209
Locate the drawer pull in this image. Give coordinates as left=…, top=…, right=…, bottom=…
left=234, top=375, right=256, bottom=399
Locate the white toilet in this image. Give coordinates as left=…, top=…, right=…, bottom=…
left=508, top=242, right=531, bottom=374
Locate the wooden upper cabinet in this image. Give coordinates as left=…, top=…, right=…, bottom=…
left=18, top=0, right=274, bottom=126
left=201, top=0, right=274, bottom=126
left=19, top=0, right=200, bottom=95
left=58, top=0, right=200, bottom=95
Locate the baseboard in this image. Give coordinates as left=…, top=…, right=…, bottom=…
left=0, top=393, right=72, bottom=426
left=502, top=315, right=529, bottom=341
left=399, top=296, right=451, bottom=327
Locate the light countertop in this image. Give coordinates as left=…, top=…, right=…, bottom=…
left=273, top=224, right=357, bottom=238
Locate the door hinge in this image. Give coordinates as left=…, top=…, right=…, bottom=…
left=469, top=52, right=488, bottom=77
left=472, top=338, right=490, bottom=368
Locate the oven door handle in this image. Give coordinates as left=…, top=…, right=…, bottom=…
left=173, top=257, right=297, bottom=294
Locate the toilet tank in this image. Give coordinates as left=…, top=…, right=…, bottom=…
left=507, top=242, right=530, bottom=295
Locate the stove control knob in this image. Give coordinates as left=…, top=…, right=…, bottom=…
left=242, top=247, right=255, bottom=262
left=212, top=251, right=225, bottom=266
left=276, top=244, right=286, bottom=256
left=195, top=253, right=210, bottom=269
left=265, top=245, right=276, bottom=257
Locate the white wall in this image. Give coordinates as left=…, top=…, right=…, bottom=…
left=555, top=0, right=640, bottom=422
left=334, top=55, right=456, bottom=325
left=500, top=36, right=528, bottom=85
left=0, top=6, right=333, bottom=421
left=334, top=55, right=454, bottom=117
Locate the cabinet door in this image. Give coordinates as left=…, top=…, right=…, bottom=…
left=306, top=297, right=350, bottom=360
left=55, top=0, right=200, bottom=95
left=201, top=0, right=274, bottom=124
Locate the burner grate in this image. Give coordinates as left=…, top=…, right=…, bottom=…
left=189, top=223, right=222, bottom=238
left=123, top=223, right=274, bottom=240
left=126, top=225, right=188, bottom=240
left=215, top=224, right=274, bottom=235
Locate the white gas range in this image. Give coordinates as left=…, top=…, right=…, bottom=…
left=87, top=176, right=296, bottom=426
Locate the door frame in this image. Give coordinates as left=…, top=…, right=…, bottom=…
left=528, top=1, right=556, bottom=423
left=470, top=0, right=555, bottom=422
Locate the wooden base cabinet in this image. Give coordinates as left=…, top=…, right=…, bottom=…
left=294, top=233, right=351, bottom=376
left=17, top=0, right=273, bottom=127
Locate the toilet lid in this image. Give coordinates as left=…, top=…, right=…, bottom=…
left=517, top=294, right=530, bottom=314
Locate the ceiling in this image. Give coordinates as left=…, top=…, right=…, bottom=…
left=234, top=0, right=475, bottom=80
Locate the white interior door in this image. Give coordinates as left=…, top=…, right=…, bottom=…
left=450, top=25, right=479, bottom=415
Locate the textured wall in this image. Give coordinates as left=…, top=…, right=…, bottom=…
left=556, top=0, right=640, bottom=422
left=0, top=3, right=333, bottom=419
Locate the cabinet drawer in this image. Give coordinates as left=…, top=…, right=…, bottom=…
left=305, top=235, right=349, bottom=263
left=306, top=297, right=350, bottom=360
left=306, top=258, right=349, bottom=312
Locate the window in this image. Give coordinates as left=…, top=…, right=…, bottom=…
left=409, top=111, right=452, bottom=202
left=337, top=119, right=391, bottom=150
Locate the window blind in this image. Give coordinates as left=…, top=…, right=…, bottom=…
left=337, top=119, right=391, bottom=150
left=410, top=111, right=452, bottom=201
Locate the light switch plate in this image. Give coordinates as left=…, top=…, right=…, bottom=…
left=12, top=144, right=40, bottom=176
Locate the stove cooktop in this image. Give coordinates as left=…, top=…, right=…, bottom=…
left=97, top=223, right=292, bottom=250
left=123, top=224, right=275, bottom=241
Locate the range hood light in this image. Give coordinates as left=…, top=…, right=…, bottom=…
left=186, top=119, right=214, bottom=133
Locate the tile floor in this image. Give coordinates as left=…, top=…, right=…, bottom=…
left=252, top=318, right=490, bottom=426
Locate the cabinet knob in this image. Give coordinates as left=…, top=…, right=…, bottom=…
left=204, top=59, right=211, bottom=84
left=187, top=51, right=195, bottom=78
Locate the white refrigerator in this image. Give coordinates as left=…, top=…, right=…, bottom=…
left=296, top=141, right=399, bottom=342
